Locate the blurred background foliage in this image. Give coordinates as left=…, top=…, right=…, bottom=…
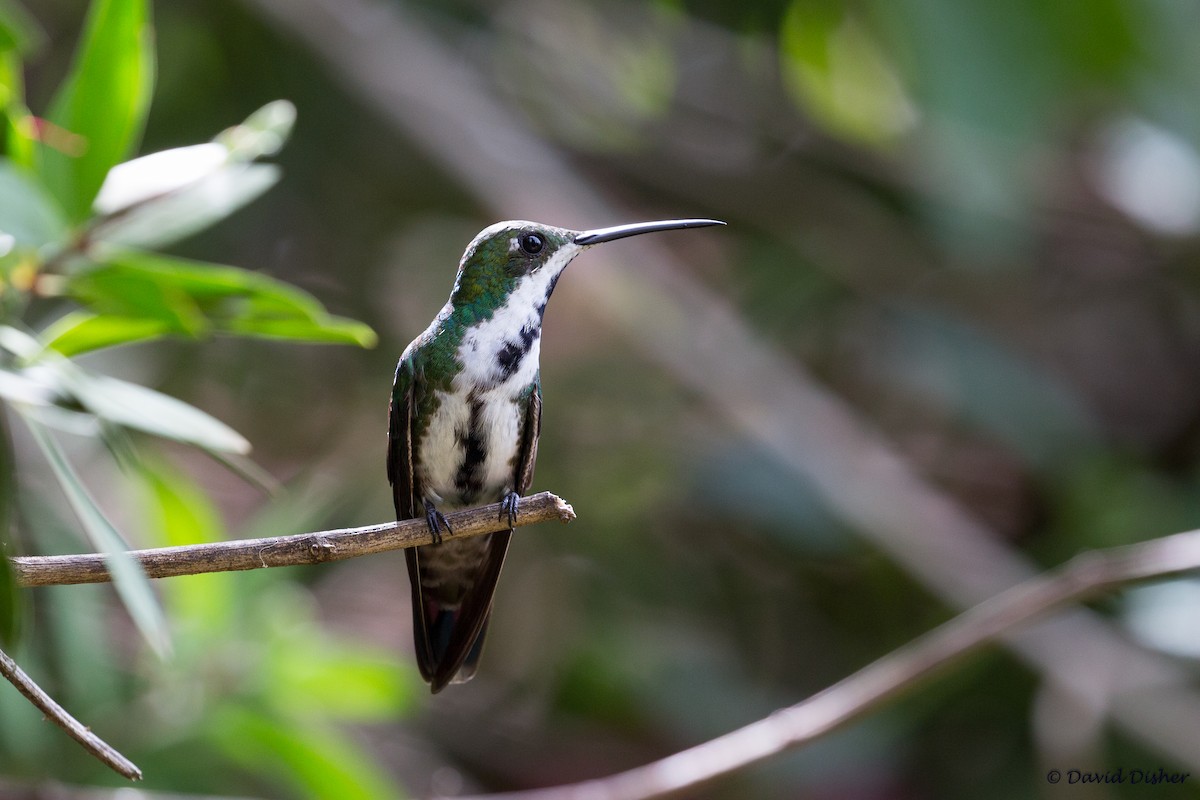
left=2, top=0, right=1200, bottom=797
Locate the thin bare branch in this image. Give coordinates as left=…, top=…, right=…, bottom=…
left=459, top=527, right=1200, bottom=800
left=0, top=645, right=142, bottom=781
left=10, top=492, right=574, bottom=588
left=2, top=494, right=572, bottom=781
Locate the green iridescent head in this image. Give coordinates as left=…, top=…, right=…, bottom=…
left=450, top=222, right=573, bottom=308
left=448, top=218, right=725, bottom=310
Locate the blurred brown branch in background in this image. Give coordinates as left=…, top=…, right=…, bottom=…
left=241, top=0, right=1200, bottom=774
left=10, top=492, right=574, bottom=588
left=461, top=527, right=1200, bottom=800
left=11, top=488, right=1200, bottom=793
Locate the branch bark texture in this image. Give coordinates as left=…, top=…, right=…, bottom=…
left=10, top=492, right=574, bottom=588
left=1, top=493, right=573, bottom=781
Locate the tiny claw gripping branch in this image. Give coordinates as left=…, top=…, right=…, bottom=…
left=423, top=500, right=452, bottom=545
left=500, top=490, right=521, bottom=529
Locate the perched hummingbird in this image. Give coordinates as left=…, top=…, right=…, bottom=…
left=388, top=217, right=724, bottom=692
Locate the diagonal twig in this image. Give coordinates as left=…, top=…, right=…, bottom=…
left=458, top=526, right=1200, bottom=800
left=0, top=645, right=142, bottom=781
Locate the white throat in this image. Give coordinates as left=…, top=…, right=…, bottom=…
left=453, top=241, right=580, bottom=391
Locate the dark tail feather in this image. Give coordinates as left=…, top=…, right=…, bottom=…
left=425, top=608, right=489, bottom=674
left=455, top=617, right=490, bottom=683
left=406, top=531, right=511, bottom=693
left=424, top=611, right=491, bottom=684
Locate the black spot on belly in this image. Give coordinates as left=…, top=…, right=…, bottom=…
left=454, top=397, right=487, bottom=503
left=496, top=323, right=540, bottom=381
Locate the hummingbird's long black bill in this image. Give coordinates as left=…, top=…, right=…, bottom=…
left=573, top=218, right=725, bottom=245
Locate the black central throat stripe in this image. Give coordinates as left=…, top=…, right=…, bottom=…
left=495, top=323, right=539, bottom=381
left=454, top=397, right=487, bottom=503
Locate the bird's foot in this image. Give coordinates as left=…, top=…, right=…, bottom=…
left=499, top=490, right=520, bottom=529
left=424, top=501, right=452, bottom=545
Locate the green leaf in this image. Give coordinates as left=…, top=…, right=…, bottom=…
left=138, top=461, right=235, bottom=634
left=4, top=321, right=250, bottom=452
left=223, top=314, right=377, bottom=347
left=216, top=99, right=296, bottom=161
left=0, top=411, right=19, bottom=648
left=93, top=161, right=280, bottom=249
left=266, top=641, right=415, bottom=721
left=67, top=249, right=377, bottom=349
left=211, top=707, right=405, bottom=800
left=78, top=249, right=317, bottom=314
left=25, top=418, right=170, bottom=657
left=0, top=362, right=60, bottom=405
left=0, top=0, right=43, bottom=56
left=40, top=311, right=172, bottom=357
left=67, top=262, right=209, bottom=335
left=91, top=101, right=295, bottom=248
left=72, top=373, right=251, bottom=455
left=1, top=54, right=38, bottom=169
left=0, top=158, right=68, bottom=246
left=91, top=142, right=227, bottom=214
left=779, top=1, right=914, bottom=144
left=0, top=323, right=40, bottom=358
left=0, top=549, right=18, bottom=648
left=40, top=0, right=154, bottom=221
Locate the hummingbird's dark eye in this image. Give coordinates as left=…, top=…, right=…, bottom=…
left=520, top=232, right=544, bottom=255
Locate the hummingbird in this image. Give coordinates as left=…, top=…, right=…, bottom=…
left=388, top=217, right=724, bottom=692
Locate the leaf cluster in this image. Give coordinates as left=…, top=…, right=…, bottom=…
left=0, top=0, right=375, bottom=681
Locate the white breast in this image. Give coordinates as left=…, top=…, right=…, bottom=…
left=416, top=239, right=577, bottom=508
left=456, top=276, right=553, bottom=389
left=418, top=387, right=527, bottom=508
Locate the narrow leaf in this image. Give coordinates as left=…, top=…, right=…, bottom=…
left=41, top=311, right=173, bottom=357
left=0, top=158, right=68, bottom=246
left=40, top=0, right=154, bottom=221
left=90, top=100, right=295, bottom=249
left=224, top=315, right=377, bottom=347
left=1, top=52, right=38, bottom=169
left=68, top=250, right=378, bottom=349
left=72, top=373, right=251, bottom=455
left=0, top=0, right=43, bottom=56
left=266, top=643, right=414, bottom=721
left=138, top=462, right=234, bottom=633
left=72, top=250, right=319, bottom=319
left=66, top=263, right=210, bottom=334
left=0, top=363, right=59, bottom=406
left=212, top=708, right=403, bottom=800
left=25, top=419, right=169, bottom=656
left=216, top=99, right=295, bottom=161
left=92, top=142, right=227, bottom=215
left=0, top=540, right=17, bottom=648
left=0, top=411, right=20, bottom=647
left=0, top=323, right=40, bottom=358
left=93, top=162, right=279, bottom=249
left=9, top=320, right=250, bottom=453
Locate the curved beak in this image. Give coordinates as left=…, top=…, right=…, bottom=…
left=573, top=218, right=725, bottom=246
